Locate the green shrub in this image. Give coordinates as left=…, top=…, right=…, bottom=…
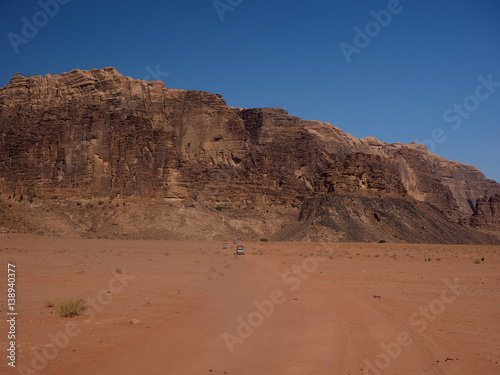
left=215, top=206, right=222, bottom=211
left=260, top=238, right=268, bottom=242
left=378, top=240, right=386, bottom=243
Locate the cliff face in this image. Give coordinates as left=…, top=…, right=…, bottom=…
left=0, top=67, right=498, bottom=243
left=303, top=121, right=500, bottom=218
left=470, top=194, right=500, bottom=232
left=0, top=68, right=243, bottom=200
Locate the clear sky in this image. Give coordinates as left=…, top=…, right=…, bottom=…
left=1, top=0, right=499, bottom=182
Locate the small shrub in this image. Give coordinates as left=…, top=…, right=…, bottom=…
left=474, top=259, right=481, bottom=264
left=378, top=240, right=386, bottom=243
left=45, top=300, right=55, bottom=308
left=58, top=300, right=86, bottom=317
left=18, top=195, right=24, bottom=202
left=115, top=267, right=123, bottom=274
left=260, top=238, right=268, bottom=242
left=215, top=206, right=222, bottom=211
left=375, top=254, right=380, bottom=258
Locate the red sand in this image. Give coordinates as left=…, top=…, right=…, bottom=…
left=0, top=236, right=499, bottom=374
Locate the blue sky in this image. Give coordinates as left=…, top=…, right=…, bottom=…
left=1, top=0, right=499, bottom=182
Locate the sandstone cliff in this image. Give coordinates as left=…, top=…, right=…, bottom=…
left=0, top=68, right=498, bottom=243
left=470, top=194, right=500, bottom=234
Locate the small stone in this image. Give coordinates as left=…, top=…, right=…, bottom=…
left=130, top=319, right=142, bottom=325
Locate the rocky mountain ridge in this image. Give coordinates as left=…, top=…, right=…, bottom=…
left=0, top=67, right=498, bottom=243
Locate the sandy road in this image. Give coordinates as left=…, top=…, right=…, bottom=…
left=60, top=252, right=469, bottom=375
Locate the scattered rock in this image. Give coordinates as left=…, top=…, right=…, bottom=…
left=129, top=319, right=142, bottom=325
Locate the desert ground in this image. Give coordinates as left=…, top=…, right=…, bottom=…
left=0, top=236, right=499, bottom=374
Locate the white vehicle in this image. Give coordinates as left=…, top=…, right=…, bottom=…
left=236, top=245, right=245, bottom=255
left=223, top=243, right=228, bottom=249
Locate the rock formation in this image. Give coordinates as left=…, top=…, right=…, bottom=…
left=0, top=67, right=498, bottom=243
left=470, top=194, right=500, bottom=232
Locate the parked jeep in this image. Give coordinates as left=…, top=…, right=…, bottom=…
left=236, top=245, right=245, bottom=255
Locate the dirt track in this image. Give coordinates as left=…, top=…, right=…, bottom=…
left=0, top=236, right=498, bottom=374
